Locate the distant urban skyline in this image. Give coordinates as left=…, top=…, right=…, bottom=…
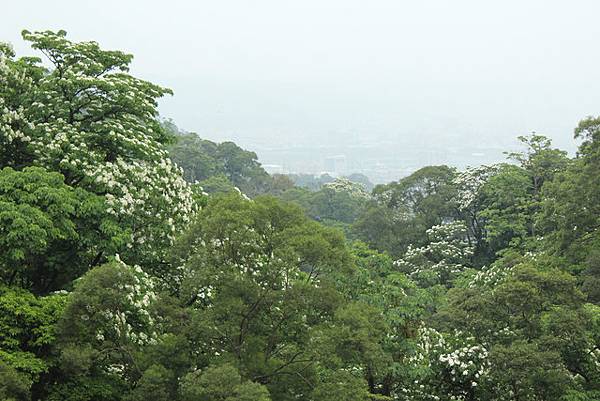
left=0, top=0, right=600, bottom=182
left=3, top=0, right=594, bottom=182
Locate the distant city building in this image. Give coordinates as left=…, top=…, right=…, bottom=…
left=324, top=155, right=347, bottom=175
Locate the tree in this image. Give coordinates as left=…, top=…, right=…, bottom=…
left=376, top=166, right=459, bottom=228
left=344, top=173, right=374, bottom=192
left=125, top=364, right=172, bottom=401
left=352, top=205, right=403, bottom=257
left=401, top=326, right=490, bottom=401
left=179, top=363, right=270, bottom=401
left=0, top=30, right=197, bottom=274
left=56, top=259, right=160, bottom=389
left=166, top=123, right=273, bottom=197
left=452, top=164, right=499, bottom=263
left=581, top=251, right=600, bottom=304
left=477, top=164, right=534, bottom=256
left=394, top=221, right=474, bottom=288
left=354, top=166, right=459, bottom=257
left=285, top=173, right=335, bottom=191
left=3, top=27, right=600, bottom=401
left=198, top=174, right=237, bottom=195
left=166, top=128, right=221, bottom=183
left=172, top=193, right=352, bottom=400
left=454, top=163, right=538, bottom=264
left=433, top=261, right=599, bottom=399
left=266, top=174, right=295, bottom=196
left=332, top=243, right=434, bottom=398
left=311, top=371, right=370, bottom=401
left=309, top=178, right=370, bottom=224
left=0, top=286, right=65, bottom=394
left=0, top=361, right=31, bottom=401
left=313, top=302, right=390, bottom=395
left=0, top=166, right=123, bottom=293
left=539, top=117, right=600, bottom=265
left=506, top=134, right=569, bottom=196
left=486, top=341, right=571, bottom=401
left=217, top=141, right=271, bottom=195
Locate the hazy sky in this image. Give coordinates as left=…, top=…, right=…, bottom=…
left=4, top=0, right=600, bottom=156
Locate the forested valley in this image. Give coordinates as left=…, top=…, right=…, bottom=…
left=1, top=31, right=599, bottom=401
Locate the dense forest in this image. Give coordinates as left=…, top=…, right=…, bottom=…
left=1, top=31, right=599, bottom=401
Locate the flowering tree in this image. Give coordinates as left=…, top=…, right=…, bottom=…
left=400, top=326, right=490, bottom=401
left=171, top=193, right=356, bottom=400
left=0, top=30, right=197, bottom=276
left=323, top=178, right=371, bottom=200
left=394, top=222, right=474, bottom=288
left=453, top=163, right=541, bottom=264
left=57, top=259, right=160, bottom=383
left=452, top=165, right=498, bottom=259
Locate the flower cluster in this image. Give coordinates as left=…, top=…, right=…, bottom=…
left=0, top=48, right=36, bottom=150
left=94, top=256, right=159, bottom=349
left=437, top=344, right=489, bottom=387
left=0, top=100, right=32, bottom=144
left=323, top=177, right=372, bottom=200
left=468, top=263, right=515, bottom=289
left=394, top=222, right=473, bottom=287
left=453, top=165, right=499, bottom=211
left=401, top=326, right=490, bottom=401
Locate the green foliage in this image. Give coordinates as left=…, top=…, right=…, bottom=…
left=125, top=364, right=173, bottom=401
left=172, top=193, right=355, bottom=400
left=486, top=340, right=572, bottom=401
left=538, top=118, right=600, bottom=265
left=179, top=363, right=271, bottom=401
left=198, top=174, right=238, bottom=195
left=581, top=251, right=600, bottom=303
left=309, top=179, right=370, bottom=224
left=285, top=173, right=335, bottom=191
left=477, top=163, right=534, bottom=255
left=506, top=133, right=569, bottom=195
left=46, top=374, right=126, bottom=401
left=0, top=361, right=31, bottom=401
left=0, top=166, right=123, bottom=293
left=354, top=165, right=459, bottom=257
left=0, top=286, right=66, bottom=379
left=311, top=371, right=370, bottom=401
left=433, top=262, right=599, bottom=399
left=166, top=124, right=272, bottom=196
left=3, top=28, right=600, bottom=401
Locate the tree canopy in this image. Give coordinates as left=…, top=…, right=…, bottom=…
left=1, top=30, right=599, bottom=401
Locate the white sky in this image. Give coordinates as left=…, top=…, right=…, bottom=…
left=3, top=0, right=600, bottom=154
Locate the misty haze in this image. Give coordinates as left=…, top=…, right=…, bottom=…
left=2, top=1, right=600, bottom=401
left=4, top=1, right=599, bottom=182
